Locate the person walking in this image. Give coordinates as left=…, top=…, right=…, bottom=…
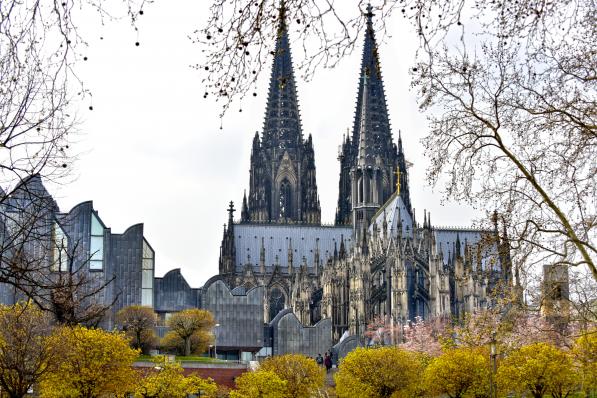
left=316, top=353, right=323, bottom=366
left=324, top=352, right=332, bottom=373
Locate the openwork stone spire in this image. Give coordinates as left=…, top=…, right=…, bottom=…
left=261, top=1, right=303, bottom=152
left=350, top=4, right=394, bottom=162
left=336, top=5, right=407, bottom=225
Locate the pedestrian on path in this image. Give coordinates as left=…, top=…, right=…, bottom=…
left=324, top=352, right=332, bottom=373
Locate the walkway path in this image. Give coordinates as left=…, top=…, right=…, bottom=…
left=325, top=368, right=337, bottom=387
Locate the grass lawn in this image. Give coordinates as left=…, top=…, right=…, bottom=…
left=136, top=354, right=226, bottom=363
left=176, top=356, right=226, bottom=362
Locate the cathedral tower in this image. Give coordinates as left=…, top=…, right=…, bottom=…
left=336, top=5, right=412, bottom=227
left=243, top=4, right=321, bottom=224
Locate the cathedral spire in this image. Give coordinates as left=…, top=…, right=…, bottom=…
left=350, top=4, right=393, bottom=160
left=336, top=4, right=400, bottom=226
left=262, top=1, right=303, bottom=150
left=246, top=1, right=320, bottom=225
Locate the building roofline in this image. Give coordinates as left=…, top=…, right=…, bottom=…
left=234, top=222, right=351, bottom=229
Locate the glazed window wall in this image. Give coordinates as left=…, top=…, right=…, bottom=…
left=90, top=213, right=104, bottom=270
left=142, top=240, right=154, bottom=307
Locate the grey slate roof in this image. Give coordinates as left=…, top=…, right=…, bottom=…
left=369, top=193, right=413, bottom=237
left=369, top=192, right=498, bottom=270
left=234, top=223, right=353, bottom=270
left=434, top=228, right=499, bottom=271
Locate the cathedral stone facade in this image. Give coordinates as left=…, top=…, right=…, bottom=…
left=219, top=5, right=512, bottom=343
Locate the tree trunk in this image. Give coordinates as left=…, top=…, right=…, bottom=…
left=532, top=389, right=544, bottom=398
left=8, top=388, right=26, bottom=398
left=184, top=336, right=191, bottom=356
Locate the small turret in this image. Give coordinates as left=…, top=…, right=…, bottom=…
left=241, top=190, right=250, bottom=223
left=288, top=237, right=294, bottom=275
left=259, top=237, right=266, bottom=274
left=314, top=238, right=320, bottom=275
left=339, top=234, right=347, bottom=260
left=218, top=201, right=236, bottom=274
left=333, top=241, right=338, bottom=260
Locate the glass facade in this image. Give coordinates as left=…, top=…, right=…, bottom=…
left=90, top=213, right=104, bottom=270
left=141, top=239, right=154, bottom=307
left=52, top=222, right=68, bottom=272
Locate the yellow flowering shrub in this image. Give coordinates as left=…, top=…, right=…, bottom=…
left=334, top=347, right=424, bottom=398
left=40, top=326, right=138, bottom=398
left=230, top=369, right=288, bottom=398
left=134, top=356, right=217, bottom=398
left=497, top=342, right=579, bottom=398
left=423, top=347, right=489, bottom=398
left=259, top=354, right=324, bottom=398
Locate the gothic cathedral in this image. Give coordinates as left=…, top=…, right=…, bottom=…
left=219, top=4, right=512, bottom=342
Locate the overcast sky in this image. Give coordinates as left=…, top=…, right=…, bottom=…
left=51, top=1, right=479, bottom=287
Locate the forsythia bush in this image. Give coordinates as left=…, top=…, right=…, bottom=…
left=40, top=326, right=139, bottom=398
left=0, top=303, right=55, bottom=398
left=497, top=342, right=579, bottom=398
left=423, top=347, right=489, bottom=398
left=258, top=354, right=325, bottom=398
left=573, top=330, right=597, bottom=395
left=134, top=356, right=218, bottom=398
left=230, top=369, right=288, bottom=398
left=334, top=347, right=424, bottom=398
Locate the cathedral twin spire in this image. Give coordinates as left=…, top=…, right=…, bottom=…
left=243, top=3, right=410, bottom=229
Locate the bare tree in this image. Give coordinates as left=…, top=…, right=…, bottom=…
left=2, top=215, right=117, bottom=326
left=411, top=0, right=596, bottom=280
left=41, top=242, right=117, bottom=327
left=196, top=0, right=379, bottom=117
left=0, top=0, right=148, bottom=188
left=199, top=0, right=596, bottom=281
left=0, top=0, right=148, bottom=319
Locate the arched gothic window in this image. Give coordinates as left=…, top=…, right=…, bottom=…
left=279, top=179, right=292, bottom=219
left=269, top=287, right=285, bottom=321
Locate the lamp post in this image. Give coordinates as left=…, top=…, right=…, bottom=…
left=489, top=331, right=497, bottom=398
left=214, top=323, right=220, bottom=359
